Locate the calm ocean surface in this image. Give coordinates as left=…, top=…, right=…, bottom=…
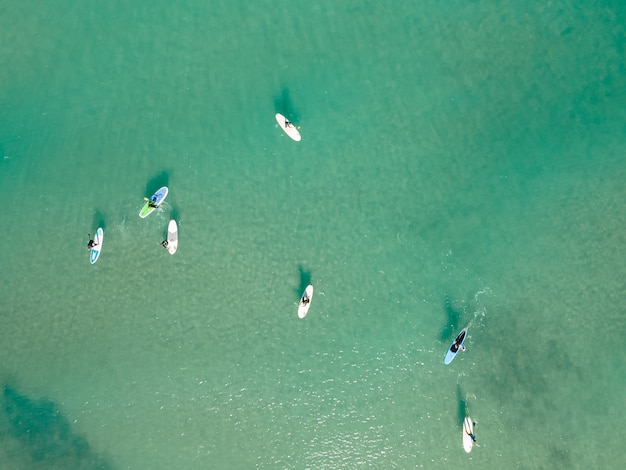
left=1, top=1, right=625, bottom=468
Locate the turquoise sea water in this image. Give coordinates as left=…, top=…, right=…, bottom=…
left=1, top=1, right=625, bottom=468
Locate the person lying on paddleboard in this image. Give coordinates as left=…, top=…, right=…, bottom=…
left=468, top=421, right=476, bottom=444
left=469, top=420, right=477, bottom=443
left=450, top=331, right=467, bottom=353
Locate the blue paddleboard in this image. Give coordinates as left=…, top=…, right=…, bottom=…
left=444, top=325, right=469, bottom=365
left=139, top=186, right=169, bottom=218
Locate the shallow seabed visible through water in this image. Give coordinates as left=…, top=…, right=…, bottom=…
left=0, top=0, right=625, bottom=468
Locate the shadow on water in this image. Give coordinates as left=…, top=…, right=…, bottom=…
left=295, top=265, right=312, bottom=298
left=170, top=206, right=181, bottom=224
left=1, top=384, right=111, bottom=469
left=439, top=295, right=462, bottom=342
left=144, top=170, right=170, bottom=197
left=91, top=209, right=106, bottom=231
left=273, top=87, right=298, bottom=121
left=456, top=383, right=468, bottom=427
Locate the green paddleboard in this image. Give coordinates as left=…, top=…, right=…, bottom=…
left=139, top=186, right=168, bottom=218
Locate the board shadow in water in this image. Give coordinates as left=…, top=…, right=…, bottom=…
left=439, top=295, right=462, bottom=342
left=144, top=170, right=170, bottom=197
left=91, top=209, right=106, bottom=231
left=295, top=265, right=312, bottom=298
left=1, top=384, right=111, bottom=469
left=170, top=206, right=181, bottom=223
left=456, top=383, right=468, bottom=427
left=274, top=87, right=298, bottom=121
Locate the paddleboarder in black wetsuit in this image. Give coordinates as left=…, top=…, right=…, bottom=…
left=450, top=330, right=466, bottom=353
left=87, top=234, right=97, bottom=250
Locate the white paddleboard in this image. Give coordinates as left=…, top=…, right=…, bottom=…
left=275, top=113, right=301, bottom=142
left=166, top=219, right=178, bottom=255
left=298, top=284, right=313, bottom=318
left=89, top=228, right=104, bottom=264
left=463, top=416, right=475, bottom=453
